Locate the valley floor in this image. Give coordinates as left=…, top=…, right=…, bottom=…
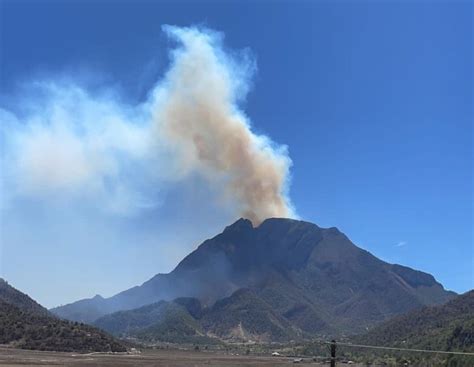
left=0, top=347, right=344, bottom=367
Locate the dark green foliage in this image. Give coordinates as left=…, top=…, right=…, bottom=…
left=356, top=291, right=474, bottom=349
left=0, top=280, right=126, bottom=353
left=0, top=300, right=126, bottom=352
left=95, top=289, right=300, bottom=343
left=200, top=288, right=300, bottom=342
left=95, top=299, right=218, bottom=345
left=94, top=301, right=173, bottom=335
left=353, top=291, right=474, bottom=366
left=0, top=278, right=49, bottom=316
left=173, top=297, right=203, bottom=319
left=136, top=304, right=215, bottom=344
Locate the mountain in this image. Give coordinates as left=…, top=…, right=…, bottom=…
left=95, top=289, right=300, bottom=343
left=133, top=301, right=215, bottom=345
left=51, top=294, right=109, bottom=323
left=52, top=218, right=455, bottom=338
left=0, top=279, right=49, bottom=316
left=0, top=279, right=126, bottom=352
left=355, top=290, right=474, bottom=366
left=200, top=288, right=302, bottom=342
left=357, top=290, right=474, bottom=349
left=94, top=297, right=220, bottom=344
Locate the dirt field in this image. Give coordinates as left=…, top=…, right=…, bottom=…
left=0, top=347, right=336, bottom=367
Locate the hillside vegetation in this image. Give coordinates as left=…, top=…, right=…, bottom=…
left=95, top=299, right=216, bottom=344
left=354, top=291, right=474, bottom=366
left=95, top=288, right=304, bottom=343
left=0, top=279, right=126, bottom=353
left=0, top=279, right=49, bottom=316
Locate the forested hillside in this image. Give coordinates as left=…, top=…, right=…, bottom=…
left=0, top=279, right=126, bottom=353
left=355, top=291, right=474, bottom=366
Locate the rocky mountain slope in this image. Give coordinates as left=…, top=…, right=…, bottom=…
left=52, top=218, right=455, bottom=338
left=0, top=279, right=126, bottom=352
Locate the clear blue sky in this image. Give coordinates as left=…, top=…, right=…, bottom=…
left=0, top=0, right=472, bottom=307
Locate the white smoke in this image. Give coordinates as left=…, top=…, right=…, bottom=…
left=1, top=26, right=296, bottom=225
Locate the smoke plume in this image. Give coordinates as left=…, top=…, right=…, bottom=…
left=1, top=26, right=296, bottom=225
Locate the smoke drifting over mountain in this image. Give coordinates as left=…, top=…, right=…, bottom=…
left=1, top=26, right=295, bottom=224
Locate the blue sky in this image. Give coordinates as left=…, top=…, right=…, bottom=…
left=0, top=0, right=472, bottom=308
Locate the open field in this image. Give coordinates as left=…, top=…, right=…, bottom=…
left=0, top=347, right=344, bottom=367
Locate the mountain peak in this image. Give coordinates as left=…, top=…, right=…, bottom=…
left=225, top=217, right=323, bottom=233
left=223, top=218, right=254, bottom=232
left=52, top=217, right=455, bottom=331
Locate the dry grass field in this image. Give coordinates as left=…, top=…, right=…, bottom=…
left=0, top=347, right=339, bottom=367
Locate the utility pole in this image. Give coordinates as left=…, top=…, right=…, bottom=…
left=330, top=340, right=337, bottom=367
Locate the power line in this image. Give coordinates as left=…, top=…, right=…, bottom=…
left=322, top=341, right=474, bottom=357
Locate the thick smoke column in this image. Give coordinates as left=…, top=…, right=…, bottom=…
left=152, top=26, right=294, bottom=224
left=1, top=26, right=296, bottom=225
